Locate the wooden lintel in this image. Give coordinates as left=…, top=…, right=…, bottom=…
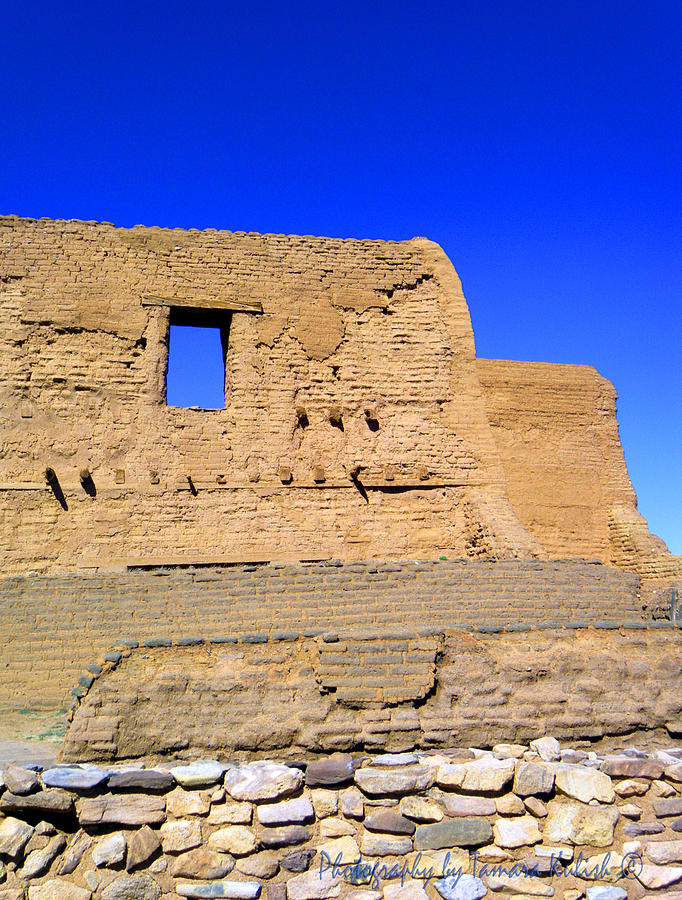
left=141, top=294, right=263, bottom=313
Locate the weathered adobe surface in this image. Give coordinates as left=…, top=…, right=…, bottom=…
left=0, top=559, right=645, bottom=719
left=0, top=215, right=535, bottom=573
left=3, top=739, right=682, bottom=899
left=477, top=359, right=681, bottom=580
left=1, top=215, right=678, bottom=576
left=63, top=625, right=682, bottom=763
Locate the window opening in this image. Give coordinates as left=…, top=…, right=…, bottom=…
left=166, top=308, right=230, bottom=409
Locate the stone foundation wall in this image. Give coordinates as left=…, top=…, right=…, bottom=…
left=0, top=561, right=643, bottom=724
left=2, top=739, right=682, bottom=899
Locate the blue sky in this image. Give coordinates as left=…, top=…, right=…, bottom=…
left=3, top=0, right=680, bottom=551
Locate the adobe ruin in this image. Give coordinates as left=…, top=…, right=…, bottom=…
left=0, top=214, right=680, bottom=760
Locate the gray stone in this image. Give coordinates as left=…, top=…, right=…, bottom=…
left=101, top=873, right=162, bottom=900
left=513, top=762, right=555, bottom=797
left=493, top=815, right=542, bottom=848
left=27, top=881, right=91, bottom=900
left=84, top=869, right=100, bottom=892
left=1, top=788, right=73, bottom=815
left=340, top=787, right=364, bottom=818
left=41, top=765, right=109, bottom=791
left=523, top=797, right=548, bottom=817
left=176, top=884, right=261, bottom=899
left=256, top=795, right=314, bottom=825
left=460, top=757, right=515, bottom=793
left=77, top=793, right=166, bottom=826
left=259, top=825, right=312, bottom=848
left=24, top=831, right=50, bottom=855
left=320, top=818, right=355, bottom=837
left=371, top=754, right=419, bottom=767
left=656, top=798, right=682, bottom=817
left=355, top=766, right=434, bottom=796
left=3, top=766, right=39, bottom=795
left=414, top=819, right=492, bottom=850
left=494, top=793, right=525, bottom=816
left=624, top=821, right=665, bottom=836
left=92, top=832, right=127, bottom=867
left=383, top=883, right=430, bottom=900
left=360, top=832, right=412, bottom=856
left=108, top=770, right=174, bottom=792
left=667, top=764, right=682, bottom=782
left=600, top=757, right=664, bottom=778
left=126, top=825, right=161, bottom=871
left=225, top=762, right=303, bottom=802
left=544, top=800, right=619, bottom=846
left=0, top=817, right=34, bottom=858
left=170, top=761, right=228, bottom=788
left=486, top=873, right=554, bottom=896
left=160, top=819, right=202, bottom=853
left=433, top=874, right=487, bottom=900
left=554, top=764, right=615, bottom=804
left=617, top=803, right=641, bottom=821
left=172, top=849, right=235, bottom=879
left=280, top=848, right=316, bottom=872
left=530, top=736, right=562, bottom=761
left=646, top=841, right=682, bottom=865
left=561, top=749, right=589, bottom=763
left=440, top=795, right=495, bottom=817
left=167, top=787, right=210, bottom=816
left=208, top=826, right=259, bottom=856
left=265, top=887, right=287, bottom=900
left=585, top=889, right=627, bottom=900
left=286, top=868, right=342, bottom=899
left=364, top=809, right=415, bottom=835
left=400, top=797, right=443, bottom=822
left=637, top=865, right=682, bottom=889
left=519, top=855, right=554, bottom=875
left=306, top=754, right=355, bottom=787
left=21, top=833, right=66, bottom=879
left=57, top=829, right=93, bottom=875
left=236, top=850, right=279, bottom=878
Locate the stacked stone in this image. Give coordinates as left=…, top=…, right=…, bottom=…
left=3, top=739, right=682, bottom=898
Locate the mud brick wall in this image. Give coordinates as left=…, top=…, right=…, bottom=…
left=63, top=625, right=682, bottom=761
left=3, top=215, right=677, bottom=576
left=477, top=359, right=635, bottom=562
left=477, top=358, right=682, bottom=579
left=0, top=560, right=642, bottom=723
left=0, top=215, right=540, bottom=574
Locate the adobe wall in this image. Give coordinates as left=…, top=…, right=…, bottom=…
left=477, top=358, right=681, bottom=577
left=1, top=215, right=678, bottom=576
left=0, top=216, right=540, bottom=574
left=0, top=560, right=643, bottom=724
left=63, top=623, right=682, bottom=763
